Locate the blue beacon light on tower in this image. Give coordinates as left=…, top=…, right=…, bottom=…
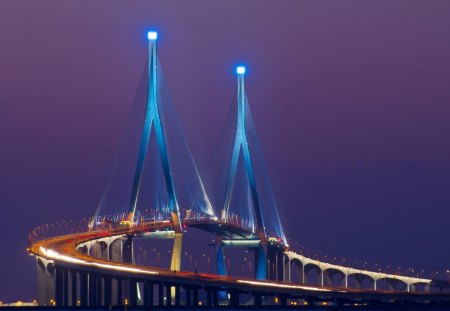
left=236, top=66, right=246, bottom=75
left=147, top=31, right=158, bottom=41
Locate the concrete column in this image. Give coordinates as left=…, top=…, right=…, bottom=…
left=192, top=287, right=199, bottom=306
left=323, top=270, right=332, bottom=286
left=229, top=289, right=239, bottom=307
left=122, top=237, right=133, bottom=263
left=122, top=279, right=130, bottom=304
left=170, top=234, right=183, bottom=271
left=302, top=265, right=306, bottom=284
left=158, top=283, right=164, bottom=306
left=104, top=276, right=112, bottom=306
left=175, top=285, right=181, bottom=306
left=320, top=269, right=324, bottom=287
left=424, top=284, right=430, bottom=292
left=45, top=264, right=55, bottom=306
left=344, top=274, right=348, bottom=288
left=165, top=284, right=171, bottom=306
left=213, top=289, right=219, bottom=306
left=255, top=244, right=268, bottom=280
left=253, top=292, right=262, bottom=306
left=216, top=243, right=227, bottom=276
left=352, top=275, right=362, bottom=289
left=276, top=251, right=283, bottom=282
left=88, top=274, right=96, bottom=306
left=287, top=259, right=291, bottom=282
left=36, top=259, right=47, bottom=306
left=111, top=279, right=118, bottom=305
left=54, top=267, right=64, bottom=306
left=185, top=287, right=192, bottom=306
left=117, top=279, right=123, bottom=305
left=63, top=269, right=69, bottom=306
left=70, top=270, right=77, bottom=306
left=129, top=279, right=138, bottom=306
left=96, top=275, right=102, bottom=306
left=144, top=281, right=153, bottom=307
left=169, top=234, right=183, bottom=303
left=109, top=238, right=123, bottom=262
left=101, top=243, right=109, bottom=260
left=79, top=271, right=88, bottom=306
left=279, top=294, right=288, bottom=306
left=206, top=288, right=212, bottom=306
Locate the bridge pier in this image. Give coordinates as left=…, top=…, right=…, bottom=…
left=144, top=281, right=154, bottom=307
left=45, top=263, right=55, bottom=305
left=104, top=275, right=112, bottom=306
left=184, top=286, right=192, bottom=306
left=253, top=291, right=263, bottom=306
left=216, top=240, right=227, bottom=276
left=122, top=237, right=133, bottom=263
left=88, top=273, right=95, bottom=306
left=158, top=283, right=164, bottom=306
left=129, top=279, right=138, bottom=306
left=323, top=270, right=333, bottom=286
left=319, top=269, right=324, bottom=286
left=79, top=271, right=88, bottom=306
left=267, top=243, right=284, bottom=281
left=229, top=289, right=240, bottom=306
left=62, top=268, right=70, bottom=306
left=206, top=288, right=212, bottom=306
left=70, top=270, right=77, bottom=306
left=302, top=265, right=307, bottom=284
left=255, top=244, right=268, bottom=280
left=36, top=258, right=48, bottom=306
left=54, top=266, right=64, bottom=306
left=109, top=238, right=123, bottom=262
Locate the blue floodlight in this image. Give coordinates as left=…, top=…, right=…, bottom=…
left=236, top=66, right=246, bottom=75
left=147, top=31, right=158, bottom=41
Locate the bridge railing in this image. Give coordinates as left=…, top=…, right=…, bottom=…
left=28, top=208, right=255, bottom=244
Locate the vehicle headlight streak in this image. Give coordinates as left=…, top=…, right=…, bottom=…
left=39, top=247, right=158, bottom=275
left=236, top=279, right=332, bottom=292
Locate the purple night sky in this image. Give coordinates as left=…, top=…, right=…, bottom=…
left=0, top=1, right=449, bottom=301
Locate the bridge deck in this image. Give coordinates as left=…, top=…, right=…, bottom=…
left=29, top=220, right=449, bottom=305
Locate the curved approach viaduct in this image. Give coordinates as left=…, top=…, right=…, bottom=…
left=29, top=218, right=449, bottom=308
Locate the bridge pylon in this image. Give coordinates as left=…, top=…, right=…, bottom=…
left=222, top=66, right=266, bottom=241
left=126, top=31, right=183, bottom=280
left=216, top=66, right=269, bottom=280
left=127, top=31, right=182, bottom=235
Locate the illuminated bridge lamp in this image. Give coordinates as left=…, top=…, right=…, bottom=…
left=147, top=31, right=158, bottom=41
left=236, top=65, right=246, bottom=75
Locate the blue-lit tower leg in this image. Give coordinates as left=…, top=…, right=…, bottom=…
left=215, top=235, right=227, bottom=276
left=215, top=235, right=228, bottom=302
left=221, top=66, right=268, bottom=280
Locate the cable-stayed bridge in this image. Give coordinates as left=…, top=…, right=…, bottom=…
left=28, top=31, right=449, bottom=309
